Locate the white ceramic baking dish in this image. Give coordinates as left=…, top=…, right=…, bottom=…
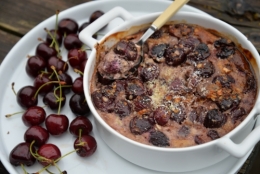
left=79, top=6, right=260, bottom=172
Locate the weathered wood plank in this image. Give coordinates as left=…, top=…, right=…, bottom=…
left=0, top=0, right=90, bottom=35
left=0, top=30, right=20, bottom=64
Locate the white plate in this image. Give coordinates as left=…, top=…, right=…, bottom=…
left=0, top=0, right=252, bottom=174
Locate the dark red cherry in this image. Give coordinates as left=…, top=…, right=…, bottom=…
left=47, top=56, right=69, bottom=72
left=212, top=75, right=235, bottom=88
left=169, top=23, right=193, bottom=38
left=91, top=90, right=115, bottom=112
left=45, top=114, right=69, bottom=135
left=114, top=99, right=132, bottom=118
left=187, top=43, right=210, bottom=61
left=214, top=38, right=235, bottom=59
left=68, top=48, right=87, bottom=69
left=69, top=116, right=93, bottom=136
left=43, top=90, right=66, bottom=110
left=140, top=63, right=159, bottom=81
left=149, top=130, right=170, bottom=147
left=63, top=34, right=83, bottom=50
left=204, top=109, right=226, bottom=128
left=90, top=10, right=104, bottom=23
left=79, top=22, right=90, bottom=32
left=9, top=142, right=36, bottom=166
left=74, top=135, right=97, bottom=157
left=133, top=95, right=152, bottom=112
left=170, top=105, right=186, bottom=124
left=194, top=61, right=215, bottom=78
left=37, top=143, right=61, bottom=166
left=36, top=42, right=57, bottom=61
left=125, top=79, right=145, bottom=100
left=150, top=44, right=168, bottom=62
left=113, top=40, right=138, bottom=61
left=17, top=86, right=38, bottom=109
left=78, top=22, right=98, bottom=39
left=129, top=115, right=152, bottom=135
left=55, top=72, right=73, bottom=94
left=80, top=59, right=87, bottom=74
left=69, top=93, right=90, bottom=116
left=231, top=107, right=246, bottom=122
left=34, top=73, right=54, bottom=96
left=153, top=106, right=170, bottom=126
left=58, top=18, right=78, bottom=35
left=24, top=125, right=49, bottom=147
left=72, top=77, right=84, bottom=94
left=26, top=56, right=46, bottom=78
left=22, top=106, right=46, bottom=127
left=194, top=135, right=204, bottom=145
left=164, top=47, right=186, bottom=66
left=46, top=29, right=63, bottom=46
left=207, top=130, right=220, bottom=140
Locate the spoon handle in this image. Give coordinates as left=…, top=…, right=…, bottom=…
left=152, top=0, right=189, bottom=29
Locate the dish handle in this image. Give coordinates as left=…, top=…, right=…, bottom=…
left=79, top=6, right=133, bottom=49
left=216, top=109, right=260, bottom=158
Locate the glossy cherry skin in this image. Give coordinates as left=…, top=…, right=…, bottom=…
left=26, top=55, right=46, bottom=78
left=63, top=34, right=83, bottom=50
left=58, top=18, right=78, bottom=35
left=79, top=59, right=87, bottom=74
left=22, top=106, right=46, bottom=127
left=67, top=48, right=87, bottom=69
left=34, top=73, right=54, bottom=96
left=90, top=10, right=104, bottom=23
left=45, top=114, right=69, bottom=135
left=69, top=116, right=93, bottom=136
left=43, top=90, right=66, bottom=110
left=74, top=135, right=97, bottom=157
left=37, top=143, right=61, bottom=166
left=72, top=77, right=84, bottom=94
left=55, top=72, right=73, bottom=94
left=24, top=125, right=49, bottom=147
left=69, top=93, right=90, bottom=116
left=47, top=56, right=69, bottom=73
left=17, top=86, right=38, bottom=109
left=78, top=22, right=90, bottom=33
left=36, top=42, right=57, bottom=61
left=46, top=29, right=63, bottom=46
left=9, top=142, right=36, bottom=166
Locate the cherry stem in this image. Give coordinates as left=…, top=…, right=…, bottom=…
left=75, top=129, right=88, bottom=147
left=5, top=110, right=24, bottom=118
left=74, top=69, right=84, bottom=76
left=20, top=163, right=28, bottom=174
left=33, top=80, right=65, bottom=99
left=44, top=28, right=61, bottom=58
left=51, top=66, right=62, bottom=115
left=11, top=82, right=16, bottom=95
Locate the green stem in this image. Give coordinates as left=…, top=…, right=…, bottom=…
left=5, top=110, right=24, bottom=118
left=11, top=82, right=16, bottom=95
left=33, top=81, right=62, bottom=99
left=20, top=163, right=28, bottom=174
left=74, top=69, right=84, bottom=76
left=51, top=67, right=62, bottom=115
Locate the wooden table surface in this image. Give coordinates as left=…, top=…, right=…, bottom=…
left=0, top=0, right=260, bottom=173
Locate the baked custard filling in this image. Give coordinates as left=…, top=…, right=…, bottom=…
left=90, top=23, right=257, bottom=148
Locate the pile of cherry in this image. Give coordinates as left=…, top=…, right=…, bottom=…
left=6, top=10, right=105, bottom=174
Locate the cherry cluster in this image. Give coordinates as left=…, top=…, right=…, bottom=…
left=7, top=10, right=105, bottom=173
